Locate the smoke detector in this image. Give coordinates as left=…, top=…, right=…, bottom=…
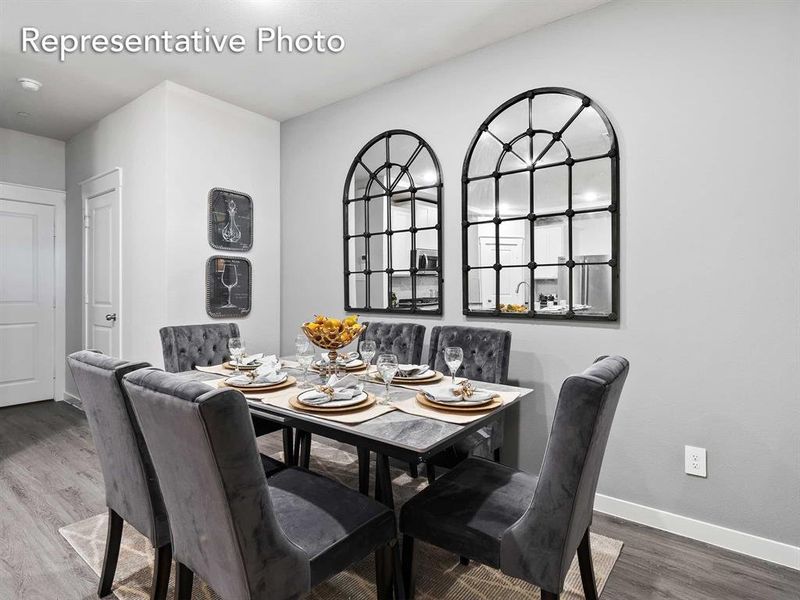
left=17, top=78, right=42, bottom=92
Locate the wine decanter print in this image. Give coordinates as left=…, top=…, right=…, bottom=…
left=221, top=198, right=242, bottom=243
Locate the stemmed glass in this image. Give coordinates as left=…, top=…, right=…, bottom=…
left=359, top=340, right=377, bottom=371
left=376, top=353, right=399, bottom=405
left=220, top=263, right=239, bottom=308
left=228, top=337, right=244, bottom=374
left=295, top=334, right=315, bottom=389
left=444, top=346, right=464, bottom=384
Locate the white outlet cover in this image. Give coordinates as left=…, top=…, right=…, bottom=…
left=685, top=445, right=707, bottom=477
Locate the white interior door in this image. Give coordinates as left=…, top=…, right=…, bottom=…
left=83, top=172, right=121, bottom=357
left=0, top=199, right=55, bottom=406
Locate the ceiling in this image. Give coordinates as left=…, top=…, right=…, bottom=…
left=0, top=0, right=607, bottom=141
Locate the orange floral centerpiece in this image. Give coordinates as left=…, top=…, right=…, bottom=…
left=301, top=314, right=364, bottom=368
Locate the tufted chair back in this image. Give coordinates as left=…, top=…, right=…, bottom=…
left=361, top=321, right=426, bottom=364
left=427, top=326, right=511, bottom=384
left=159, top=323, right=240, bottom=372
left=66, top=350, right=169, bottom=547
left=123, top=368, right=309, bottom=600
left=501, top=355, right=629, bottom=593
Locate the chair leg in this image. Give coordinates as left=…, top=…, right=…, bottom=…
left=282, top=427, right=295, bottom=466
left=541, top=591, right=559, bottom=600
left=390, top=539, right=405, bottom=600
left=493, top=447, right=501, bottom=463
left=426, top=463, right=436, bottom=485
left=150, top=544, right=171, bottom=600
left=357, top=447, right=371, bottom=495
left=408, top=462, right=418, bottom=478
left=174, top=562, right=194, bottom=600
left=402, top=534, right=416, bottom=599
left=98, top=508, right=123, bottom=597
left=577, top=528, right=598, bottom=600
left=375, top=543, right=394, bottom=600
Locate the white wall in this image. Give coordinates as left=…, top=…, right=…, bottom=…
left=280, top=0, right=800, bottom=548
left=65, top=82, right=281, bottom=394
left=65, top=85, right=168, bottom=394
left=164, top=82, right=281, bottom=355
left=0, top=127, right=65, bottom=190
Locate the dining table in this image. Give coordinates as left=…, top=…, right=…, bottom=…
left=179, top=360, right=533, bottom=509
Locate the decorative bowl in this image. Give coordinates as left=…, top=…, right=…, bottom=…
left=301, top=315, right=365, bottom=373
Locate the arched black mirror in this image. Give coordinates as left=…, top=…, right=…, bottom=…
left=462, top=87, right=619, bottom=321
left=344, top=130, right=443, bottom=314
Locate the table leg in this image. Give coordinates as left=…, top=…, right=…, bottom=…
left=357, top=447, right=371, bottom=496
left=374, top=453, right=394, bottom=510
left=282, top=428, right=295, bottom=466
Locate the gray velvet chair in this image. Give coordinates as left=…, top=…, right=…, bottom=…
left=361, top=321, right=426, bottom=364
left=400, top=355, right=630, bottom=600
left=424, top=325, right=512, bottom=480
left=159, top=322, right=292, bottom=459
left=123, top=367, right=403, bottom=600
left=159, top=322, right=240, bottom=372
left=66, top=350, right=170, bottom=600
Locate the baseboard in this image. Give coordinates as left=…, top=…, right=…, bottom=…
left=594, top=494, right=800, bottom=570
left=61, top=391, right=82, bottom=409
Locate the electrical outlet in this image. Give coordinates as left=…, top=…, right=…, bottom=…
left=685, top=445, right=707, bottom=478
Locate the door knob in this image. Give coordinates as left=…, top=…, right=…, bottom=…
left=105, top=313, right=117, bottom=322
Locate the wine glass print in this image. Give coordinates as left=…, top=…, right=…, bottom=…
left=220, top=262, right=239, bottom=308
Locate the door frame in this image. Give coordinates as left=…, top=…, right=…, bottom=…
left=0, top=182, right=66, bottom=402
left=80, top=168, right=123, bottom=359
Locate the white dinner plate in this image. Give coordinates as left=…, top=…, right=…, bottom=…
left=297, top=389, right=367, bottom=408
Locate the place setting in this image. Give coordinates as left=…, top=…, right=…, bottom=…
left=217, top=354, right=297, bottom=392
left=289, top=374, right=376, bottom=414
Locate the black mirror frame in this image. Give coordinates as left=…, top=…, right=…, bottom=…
left=343, top=129, right=444, bottom=315
left=461, top=87, right=620, bottom=322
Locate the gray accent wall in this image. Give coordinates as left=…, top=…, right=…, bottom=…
left=279, top=0, right=800, bottom=545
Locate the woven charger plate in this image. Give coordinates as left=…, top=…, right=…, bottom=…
left=416, top=392, right=502, bottom=413
left=222, top=375, right=296, bottom=393
left=222, top=361, right=260, bottom=370
left=289, top=393, right=376, bottom=413
left=373, top=370, right=444, bottom=385
left=311, top=363, right=368, bottom=373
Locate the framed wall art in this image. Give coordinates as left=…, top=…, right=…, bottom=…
left=208, top=187, right=253, bottom=251
left=205, top=256, right=252, bottom=318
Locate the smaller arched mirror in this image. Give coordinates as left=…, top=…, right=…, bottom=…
left=343, top=130, right=443, bottom=314
left=462, top=87, right=619, bottom=321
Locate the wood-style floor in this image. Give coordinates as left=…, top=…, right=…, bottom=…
left=1, top=400, right=798, bottom=600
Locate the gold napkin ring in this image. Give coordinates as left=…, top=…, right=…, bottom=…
left=453, top=381, right=475, bottom=398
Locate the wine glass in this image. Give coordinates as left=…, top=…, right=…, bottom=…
left=220, top=263, right=239, bottom=308
left=444, top=346, right=464, bottom=384
left=376, top=353, right=399, bottom=404
left=295, top=334, right=315, bottom=388
left=359, top=340, right=377, bottom=371
left=228, top=337, right=244, bottom=373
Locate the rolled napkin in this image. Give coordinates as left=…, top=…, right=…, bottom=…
left=298, top=374, right=364, bottom=405
left=422, top=382, right=494, bottom=404
left=396, top=364, right=431, bottom=378
left=226, top=356, right=286, bottom=386
left=317, top=352, right=362, bottom=368
left=231, top=352, right=263, bottom=366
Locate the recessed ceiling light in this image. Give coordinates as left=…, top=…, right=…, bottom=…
left=17, top=78, right=42, bottom=92
left=16, top=111, right=31, bottom=118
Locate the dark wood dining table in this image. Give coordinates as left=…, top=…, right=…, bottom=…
left=180, top=362, right=533, bottom=509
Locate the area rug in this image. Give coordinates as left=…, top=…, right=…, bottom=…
left=60, top=437, right=623, bottom=599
